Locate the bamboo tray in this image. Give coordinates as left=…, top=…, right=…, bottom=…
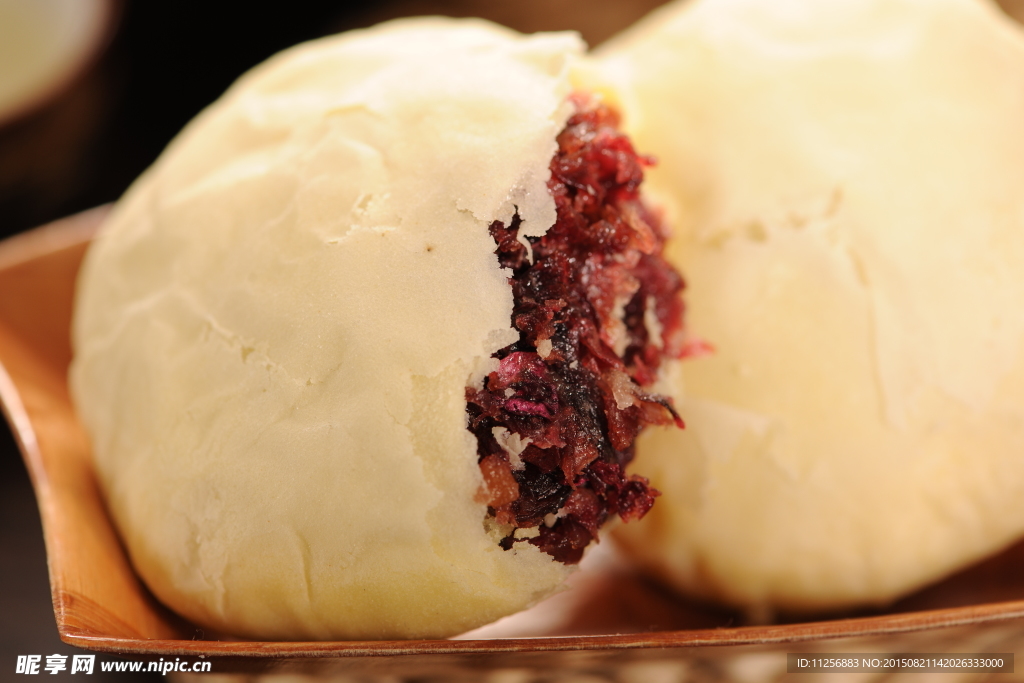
left=2, top=207, right=1024, bottom=679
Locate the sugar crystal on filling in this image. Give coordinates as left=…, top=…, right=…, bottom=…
left=467, top=93, right=691, bottom=564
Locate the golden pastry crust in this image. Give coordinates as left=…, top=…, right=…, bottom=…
left=70, top=18, right=586, bottom=640
left=598, top=0, right=1024, bottom=613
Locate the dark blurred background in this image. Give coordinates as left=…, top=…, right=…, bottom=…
left=2, top=0, right=1024, bottom=680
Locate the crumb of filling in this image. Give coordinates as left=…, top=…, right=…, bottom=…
left=466, top=93, right=694, bottom=564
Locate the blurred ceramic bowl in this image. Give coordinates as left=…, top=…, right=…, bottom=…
left=0, top=0, right=114, bottom=128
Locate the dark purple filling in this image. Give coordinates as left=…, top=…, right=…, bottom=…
left=466, top=94, right=692, bottom=564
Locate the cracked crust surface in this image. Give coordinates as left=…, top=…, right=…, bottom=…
left=598, top=0, right=1024, bottom=613
left=70, top=18, right=586, bottom=640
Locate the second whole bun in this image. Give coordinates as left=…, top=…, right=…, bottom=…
left=598, top=0, right=1024, bottom=613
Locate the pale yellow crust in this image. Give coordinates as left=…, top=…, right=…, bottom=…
left=70, top=18, right=586, bottom=640
left=598, top=0, right=1024, bottom=613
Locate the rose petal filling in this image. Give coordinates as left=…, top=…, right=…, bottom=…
left=467, top=93, right=688, bottom=564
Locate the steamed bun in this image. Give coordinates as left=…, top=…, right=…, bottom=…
left=70, top=18, right=585, bottom=640
left=597, top=0, right=1024, bottom=612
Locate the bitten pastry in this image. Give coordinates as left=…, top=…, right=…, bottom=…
left=70, top=18, right=686, bottom=639
left=597, top=0, right=1024, bottom=614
